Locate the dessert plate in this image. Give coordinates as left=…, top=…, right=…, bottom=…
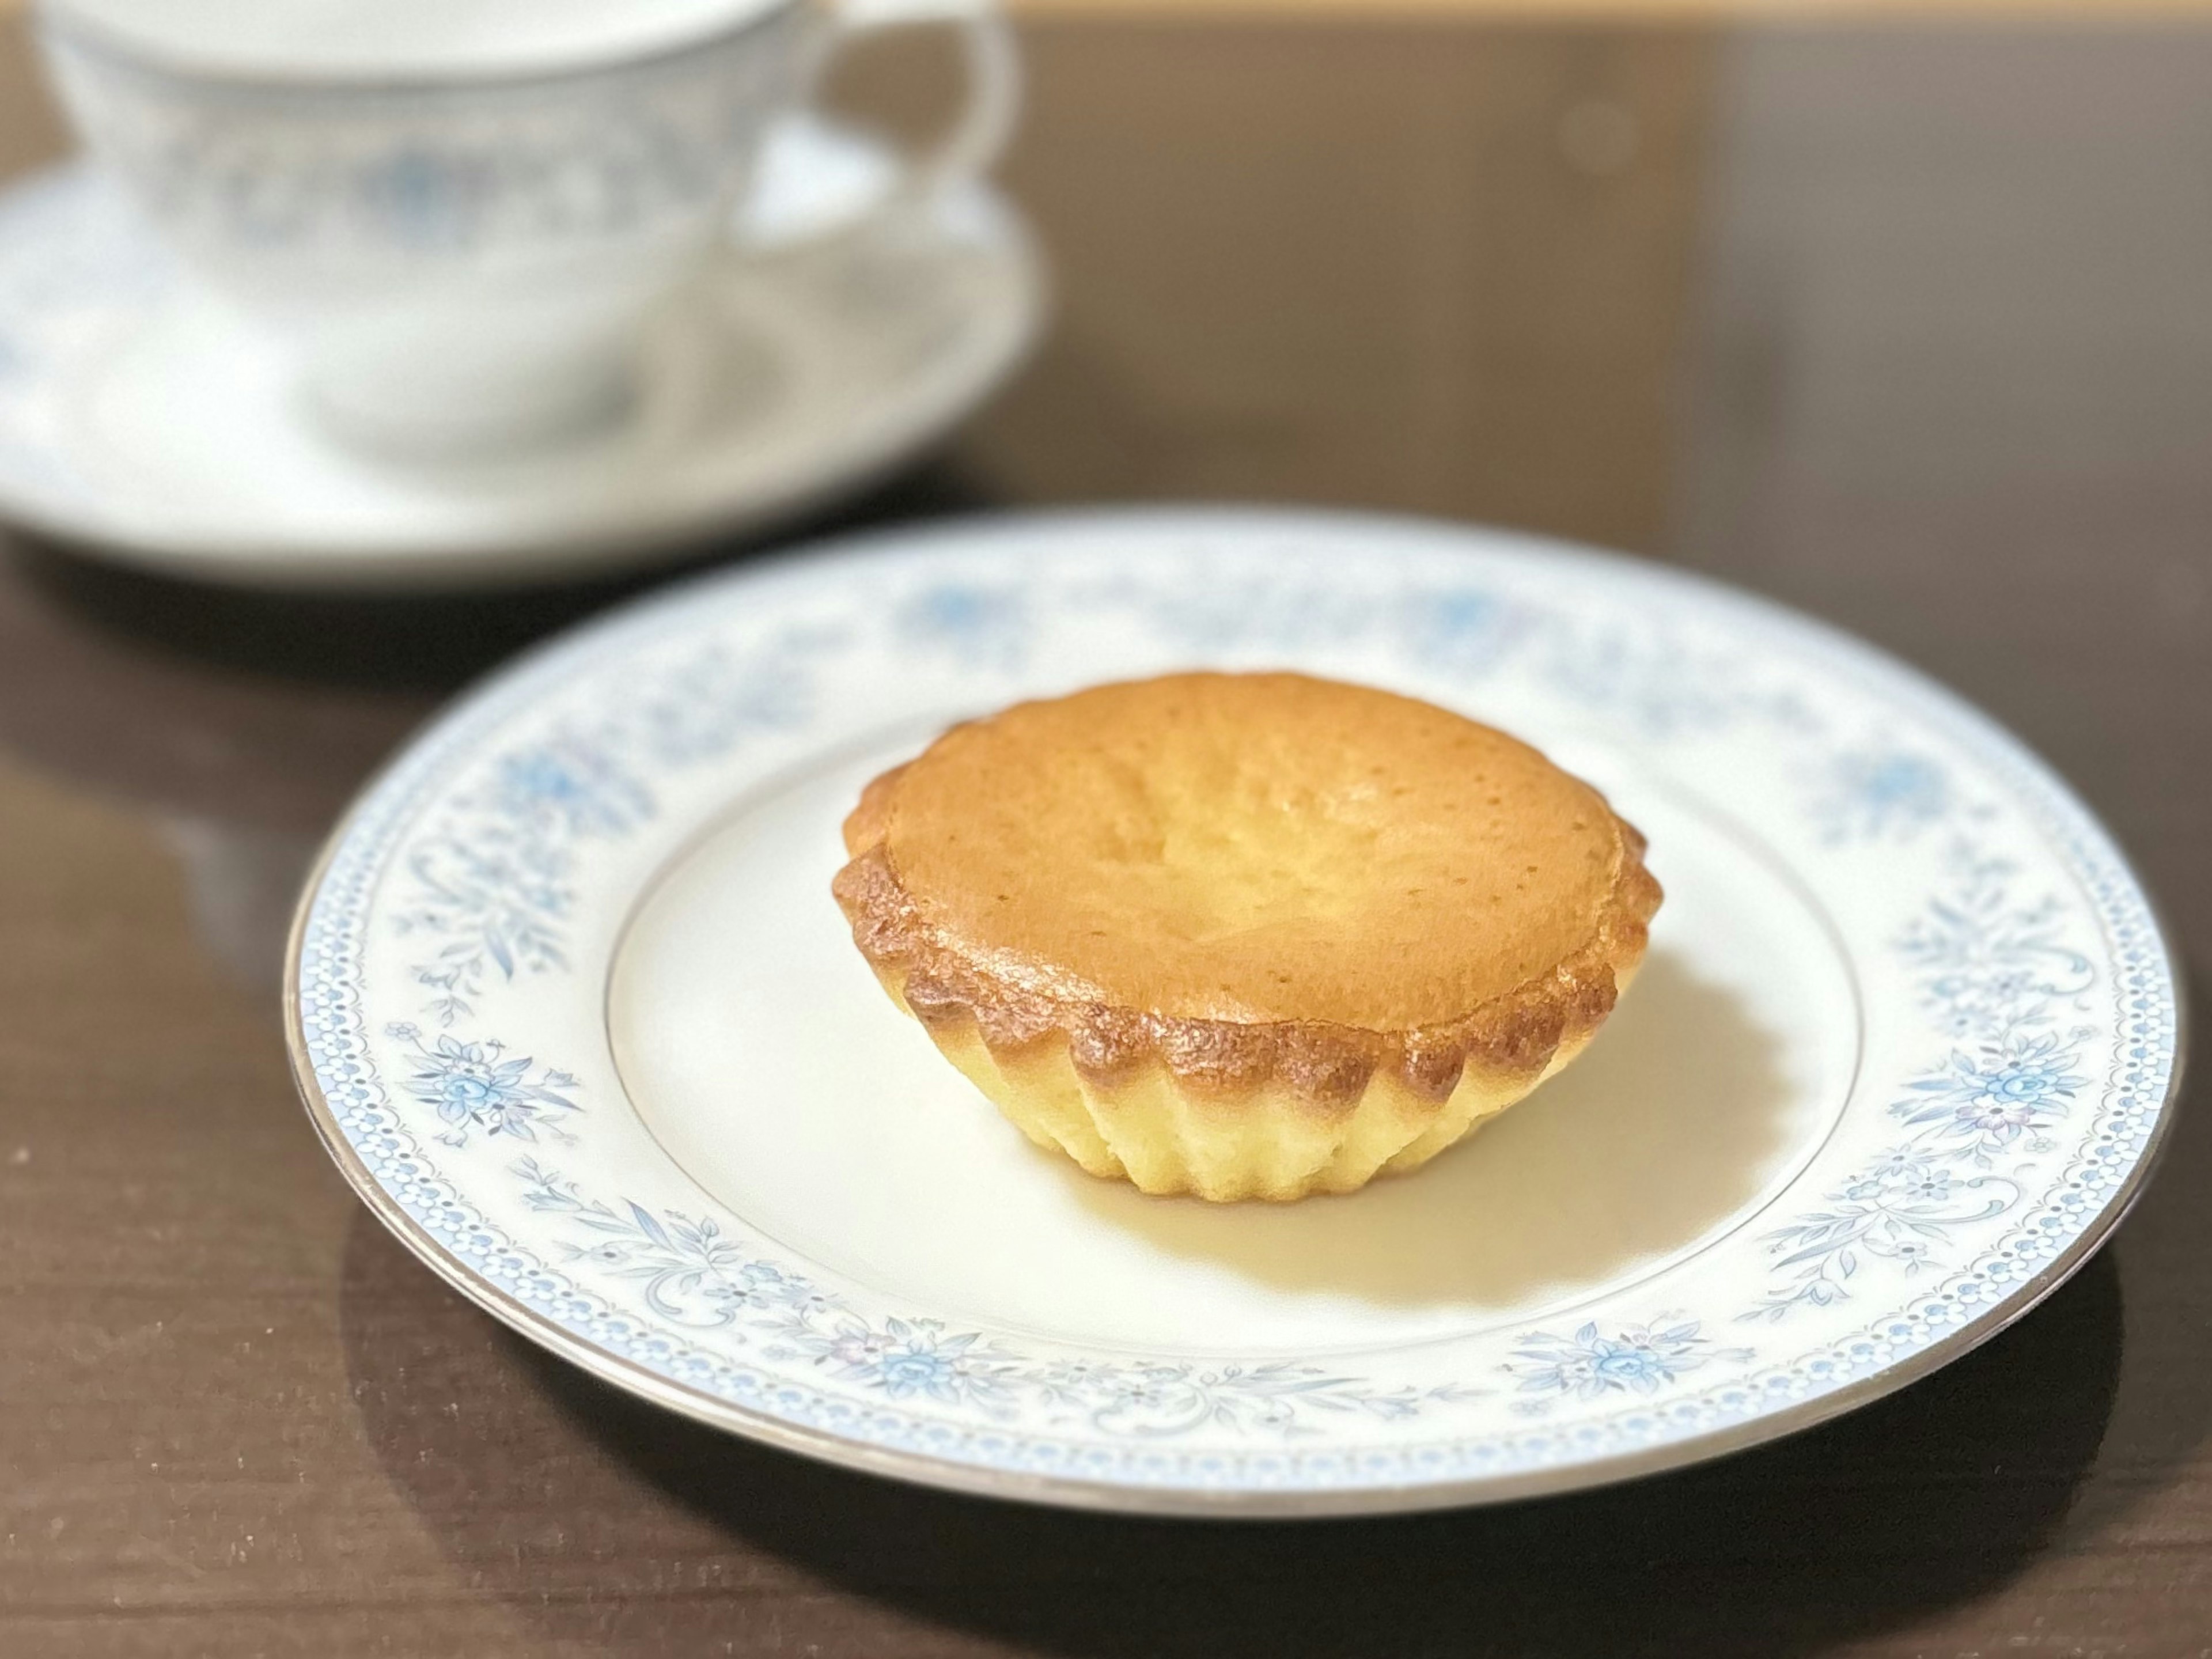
left=0, top=122, right=1041, bottom=589
left=287, top=509, right=2184, bottom=1515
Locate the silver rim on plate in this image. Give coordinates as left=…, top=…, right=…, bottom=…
left=283, top=508, right=2189, bottom=1516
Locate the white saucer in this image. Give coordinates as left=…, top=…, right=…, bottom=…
left=0, top=123, right=1043, bottom=589
left=288, top=509, right=2183, bottom=1516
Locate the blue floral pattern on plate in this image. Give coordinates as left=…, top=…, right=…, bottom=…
left=510, top=1155, right=1484, bottom=1435
left=1506, top=1316, right=1755, bottom=1410
left=389, top=1027, right=580, bottom=1150
left=289, top=510, right=2181, bottom=1514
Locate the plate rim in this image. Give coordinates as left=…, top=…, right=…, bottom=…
left=282, top=504, right=2191, bottom=1517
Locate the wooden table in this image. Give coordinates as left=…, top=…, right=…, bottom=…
left=3, top=11, right=2210, bottom=1657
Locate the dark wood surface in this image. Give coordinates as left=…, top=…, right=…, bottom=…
left=3, top=14, right=2209, bottom=1657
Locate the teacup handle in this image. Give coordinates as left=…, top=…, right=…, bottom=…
left=822, top=0, right=1021, bottom=198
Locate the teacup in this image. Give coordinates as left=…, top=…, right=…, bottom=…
left=36, top=0, right=1017, bottom=456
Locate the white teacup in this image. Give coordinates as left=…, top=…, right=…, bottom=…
left=36, top=0, right=1018, bottom=455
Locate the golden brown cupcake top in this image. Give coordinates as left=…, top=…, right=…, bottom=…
left=835, top=672, right=1660, bottom=1104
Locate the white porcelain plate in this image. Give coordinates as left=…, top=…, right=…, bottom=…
left=287, top=509, right=2184, bottom=1515
left=0, top=123, right=1041, bottom=589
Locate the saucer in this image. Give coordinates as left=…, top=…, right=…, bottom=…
left=0, top=122, right=1043, bottom=589
left=287, top=509, right=2183, bottom=1515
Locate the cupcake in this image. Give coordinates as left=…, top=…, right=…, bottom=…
left=832, top=671, right=1660, bottom=1202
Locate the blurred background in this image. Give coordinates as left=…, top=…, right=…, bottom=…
left=5, top=0, right=2206, bottom=960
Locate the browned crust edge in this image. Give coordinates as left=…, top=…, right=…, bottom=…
left=831, top=760, right=1663, bottom=1114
